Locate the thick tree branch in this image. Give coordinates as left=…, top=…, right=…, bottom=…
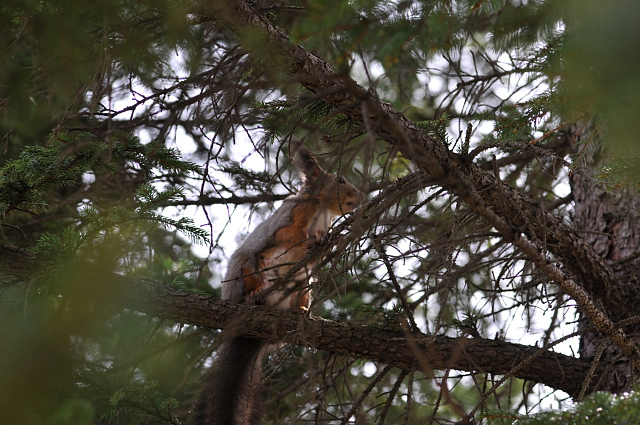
left=124, top=279, right=592, bottom=398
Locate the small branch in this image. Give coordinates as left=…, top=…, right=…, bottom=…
left=528, top=118, right=580, bottom=146
left=165, top=193, right=289, bottom=207
left=0, top=243, right=43, bottom=280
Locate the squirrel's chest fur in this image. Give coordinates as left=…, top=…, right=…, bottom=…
left=223, top=194, right=326, bottom=309
left=258, top=198, right=324, bottom=308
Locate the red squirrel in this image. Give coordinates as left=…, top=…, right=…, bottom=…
left=195, top=146, right=364, bottom=425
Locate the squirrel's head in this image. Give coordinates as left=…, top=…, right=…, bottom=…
left=294, top=146, right=364, bottom=216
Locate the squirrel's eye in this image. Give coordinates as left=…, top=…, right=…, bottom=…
left=336, top=176, right=346, bottom=184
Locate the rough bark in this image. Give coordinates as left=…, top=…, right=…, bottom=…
left=571, top=173, right=640, bottom=393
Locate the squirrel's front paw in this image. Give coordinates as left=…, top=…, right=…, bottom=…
left=294, top=305, right=309, bottom=315
left=306, top=229, right=327, bottom=248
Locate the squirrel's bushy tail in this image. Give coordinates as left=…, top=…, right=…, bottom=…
left=194, top=336, right=266, bottom=425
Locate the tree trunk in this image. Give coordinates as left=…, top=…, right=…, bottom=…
left=572, top=169, right=640, bottom=393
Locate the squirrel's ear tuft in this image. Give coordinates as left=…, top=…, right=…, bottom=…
left=293, top=145, right=322, bottom=179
